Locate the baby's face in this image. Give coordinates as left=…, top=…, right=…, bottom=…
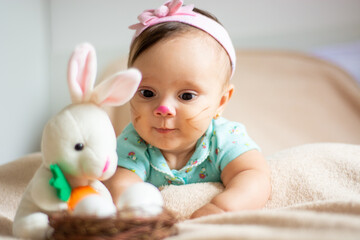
left=131, top=33, right=229, bottom=153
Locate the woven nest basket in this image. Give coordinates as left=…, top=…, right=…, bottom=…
left=48, top=209, right=178, bottom=240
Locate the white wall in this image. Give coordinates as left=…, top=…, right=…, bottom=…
left=0, top=0, right=51, bottom=165
left=1, top=0, right=360, bottom=165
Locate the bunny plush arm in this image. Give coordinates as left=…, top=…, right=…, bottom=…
left=29, top=167, right=69, bottom=212
left=12, top=166, right=68, bottom=239
left=13, top=43, right=141, bottom=239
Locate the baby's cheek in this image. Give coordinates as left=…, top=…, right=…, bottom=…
left=185, top=105, right=213, bottom=132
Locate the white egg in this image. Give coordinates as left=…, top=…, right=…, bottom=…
left=73, top=195, right=116, bottom=217
left=117, top=182, right=164, bottom=217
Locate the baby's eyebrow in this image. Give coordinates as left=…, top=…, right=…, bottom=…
left=137, top=77, right=154, bottom=86
left=138, top=77, right=205, bottom=91
left=139, top=76, right=151, bottom=82
left=179, top=79, right=204, bottom=89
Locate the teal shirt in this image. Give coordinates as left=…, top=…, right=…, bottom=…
left=117, top=117, right=260, bottom=187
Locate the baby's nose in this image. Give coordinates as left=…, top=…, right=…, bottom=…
left=154, top=105, right=176, bottom=117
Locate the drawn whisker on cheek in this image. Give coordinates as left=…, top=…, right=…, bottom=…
left=130, top=102, right=141, bottom=123
left=185, top=106, right=212, bottom=131
left=186, top=106, right=211, bottom=122
left=133, top=115, right=141, bottom=124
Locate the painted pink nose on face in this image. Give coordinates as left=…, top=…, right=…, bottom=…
left=154, top=105, right=175, bottom=116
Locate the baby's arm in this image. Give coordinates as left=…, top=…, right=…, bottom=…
left=190, top=150, right=271, bottom=218
left=103, top=167, right=143, bottom=205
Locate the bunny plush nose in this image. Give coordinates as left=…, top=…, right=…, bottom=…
left=102, top=157, right=110, bottom=173
left=97, top=154, right=117, bottom=181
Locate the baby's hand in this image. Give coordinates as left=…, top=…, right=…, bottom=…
left=190, top=202, right=224, bottom=219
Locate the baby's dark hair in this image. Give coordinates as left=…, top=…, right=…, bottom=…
left=128, top=8, right=223, bottom=67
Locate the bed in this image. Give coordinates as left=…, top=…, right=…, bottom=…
left=1, top=50, right=360, bottom=239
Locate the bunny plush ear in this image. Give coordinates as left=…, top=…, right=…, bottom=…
left=91, top=68, right=142, bottom=107
left=68, top=43, right=97, bottom=104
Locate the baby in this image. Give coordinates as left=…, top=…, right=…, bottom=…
left=105, top=0, right=271, bottom=218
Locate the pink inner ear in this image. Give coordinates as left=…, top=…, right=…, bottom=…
left=68, top=43, right=97, bottom=103
left=92, top=68, right=141, bottom=107
left=76, top=54, right=91, bottom=97
left=101, top=97, right=120, bottom=105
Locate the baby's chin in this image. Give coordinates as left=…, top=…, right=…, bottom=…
left=148, top=140, right=181, bottom=151
left=148, top=137, right=196, bottom=153
left=133, top=120, right=206, bottom=148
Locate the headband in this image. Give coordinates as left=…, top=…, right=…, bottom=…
left=129, top=0, right=236, bottom=76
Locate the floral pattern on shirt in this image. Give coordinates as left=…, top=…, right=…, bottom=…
left=117, top=117, right=260, bottom=187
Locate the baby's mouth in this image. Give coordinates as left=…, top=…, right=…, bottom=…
left=154, top=128, right=175, bottom=134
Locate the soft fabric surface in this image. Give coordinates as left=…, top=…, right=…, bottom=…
left=2, top=143, right=360, bottom=239
left=0, top=153, right=41, bottom=238
left=161, top=143, right=360, bottom=213
left=162, top=143, right=360, bottom=240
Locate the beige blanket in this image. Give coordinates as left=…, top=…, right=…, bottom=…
left=1, top=143, right=360, bottom=239
left=162, top=143, right=360, bottom=240
left=2, top=50, right=360, bottom=239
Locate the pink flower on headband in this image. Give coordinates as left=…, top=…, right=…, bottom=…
left=128, top=0, right=237, bottom=77
left=129, top=0, right=195, bottom=33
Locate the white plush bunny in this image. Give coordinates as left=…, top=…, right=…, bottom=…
left=12, top=43, right=141, bottom=239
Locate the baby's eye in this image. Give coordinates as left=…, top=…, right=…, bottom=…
left=179, top=92, right=197, bottom=101
left=140, top=89, right=155, bottom=98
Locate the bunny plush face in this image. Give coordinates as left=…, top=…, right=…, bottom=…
left=41, top=103, right=117, bottom=180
